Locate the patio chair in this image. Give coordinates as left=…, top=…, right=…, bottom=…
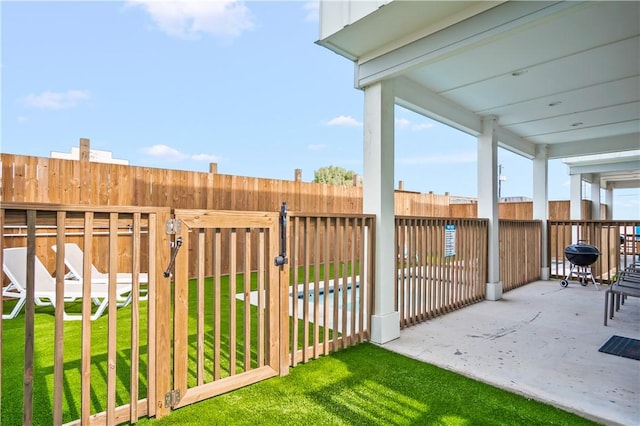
left=51, top=243, right=148, bottom=302
left=2, top=247, right=132, bottom=321
left=604, top=268, right=640, bottom=326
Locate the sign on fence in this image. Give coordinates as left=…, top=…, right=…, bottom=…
left=445, top=224, right=456, bottom=257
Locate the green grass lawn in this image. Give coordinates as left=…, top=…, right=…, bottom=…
left=1, top=264, right=599, bottom=425
left=137, top=342, right=598, bottom=426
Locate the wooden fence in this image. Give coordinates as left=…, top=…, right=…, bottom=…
left=395, top=217, right=488, bottom=328
left=499, top=220, right=542, bottom=291
left=0, top=203, right=377, bottom=425
left=0, top=203, right=171, bottom=425
left=288, top=213, right=375, bottom=366
left=1, top=153, right=446, bottom=276
left=450, top=199, right=593, bottom=221
left=2, top=152, right=591, bottom=221
left=549, top=220, right=640, bottom=284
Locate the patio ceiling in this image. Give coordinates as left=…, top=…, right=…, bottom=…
left=317, top=1, right=640, bottom=188
left=562, top=150, right=640, bottom=190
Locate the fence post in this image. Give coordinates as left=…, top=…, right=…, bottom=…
left=154, top=209, right=172, bottom=418
left=294, top=169, right=302, bottom=182
left=79, top=138, right=91, bottom=204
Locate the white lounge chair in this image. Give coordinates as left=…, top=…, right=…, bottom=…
left=52, top=243, right=148, bottom=301
left=2, top=247, right=132, bottom=321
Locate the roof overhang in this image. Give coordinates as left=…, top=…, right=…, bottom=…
left=318, top=0, right=640, bottom=189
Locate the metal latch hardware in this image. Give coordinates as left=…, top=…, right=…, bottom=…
left=163, top=236, right=183, bottom=278
left=165, top=219, right=182, bottom=235
left=274, top=202, right=288, bottom=266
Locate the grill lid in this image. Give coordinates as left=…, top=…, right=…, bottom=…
left=564, top=243, right=600, bottom=266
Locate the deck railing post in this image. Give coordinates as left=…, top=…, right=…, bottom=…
left=154, top=209, right=172, bottom=418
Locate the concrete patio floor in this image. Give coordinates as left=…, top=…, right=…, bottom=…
left=380, top=280, right=639, bottom=426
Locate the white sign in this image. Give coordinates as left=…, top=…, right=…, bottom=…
left=445, top=224, right=456, bottom=258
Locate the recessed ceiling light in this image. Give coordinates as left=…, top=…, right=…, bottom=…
left=548, top=101, right=562, bottom=107
left=511, top=70, right=528, bottom=77
left=571, top=122, right=584, bottom=127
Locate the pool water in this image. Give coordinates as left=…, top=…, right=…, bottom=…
left=301, top=285, right=359, bottom=312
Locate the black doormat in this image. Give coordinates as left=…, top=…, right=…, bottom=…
left=598, top=335, right=640, bottom=360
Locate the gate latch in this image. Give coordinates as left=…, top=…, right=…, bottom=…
left=165, top=389, right=181, bottom=408
left=163, top=236, right=183, bottom=278
left=274, top=202, right=288, bottom=266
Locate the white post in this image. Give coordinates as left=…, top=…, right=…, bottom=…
left=363, top=80, right=400, bottom=344
left=533, top=144, right=550, bottom=280
left=477, top=116, right=502, bottom=300
left=605, top=183, right=614, bottom=220
left=591, top=177, right=601, bottom=219
left=570, top=173, right=583, bottom=220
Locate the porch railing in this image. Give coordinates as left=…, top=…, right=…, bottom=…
left=1, top=202, right=171, bottom=425
left=499, top=220, right=542, bottom=291
left=288, top=213, right=375, bottom=366
left=549, top=220, right=640, bottom=283
left=395, top=217, right=488, bottom=328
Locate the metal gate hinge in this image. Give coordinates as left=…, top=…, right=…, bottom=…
left=165, top=389, right=181, bottom=408
left=166, top=219, right=182, bottom=235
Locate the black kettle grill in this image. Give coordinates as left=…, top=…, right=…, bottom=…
left=560, top=242, right=600, bottom=289
left=564, top=243, right=600, bottom=267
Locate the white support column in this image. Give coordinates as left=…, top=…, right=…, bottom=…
left=570, top=173, right=583, bottom=220
left=533, top=144, right=549, bottom=280
left=477, top=116, right=502, bottom=300
left=363, top=80, right=400, bottom=344
left=605, top=183, right=614, bottom=220
left=591, top=177, right=601, bottom=219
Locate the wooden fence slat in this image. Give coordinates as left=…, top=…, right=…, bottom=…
left=257, top=230, right=265, bottom=367
left=107, top=212, right=119, bottom=423
left=197, top=229, right=205, bottom=385
left=332, top=218, right=340, bottom=351
left=81, top=212, right=94, bottom=424
left=229, top=229, right=237, bottom=376
left=244, top=229, right=251, bottom=370
left=53, top=212, right=66, bottom=425
left=23, top=210, right=36, bottom=425
left=302, top=217, right=310, bottom=362
left=174, top=229, right=190, bottom=395
left=130, top=212, right=141, bottom=422
left=313, top=218, right=320, bottom=358
left=213, top=229, right=222, bottom=381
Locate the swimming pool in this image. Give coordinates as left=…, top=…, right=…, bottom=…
left=299, top=284, right=359, bottom=312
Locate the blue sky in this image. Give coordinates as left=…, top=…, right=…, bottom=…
left=2, top=1, right=638, bottom=219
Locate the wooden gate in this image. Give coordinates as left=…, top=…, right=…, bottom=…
left=162, top=209, right=289, bottom=413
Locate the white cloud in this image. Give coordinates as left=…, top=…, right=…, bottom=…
left=396, top=117, right=435, bottom=131
left=140, top=145, right=222, bottom=163
left=304, top=1, right=319, bottom=22
left=398, top=151, right=477, bottom=165
left=127, top=0, right=254, bottom=40
left=307, top=144, right=326, bottom=151
left=140, top=144, right=189, bottom=161
left=325, top=115, right=362, bottom=127
left=396, top=118, right=411, bottom=129
left=21, top=90, right=90, bottom=110
left=412, top=122, right=435, bottom=131
left=191, top=153, right=222, bottom=162
left=17, top=116, right=28, bottom=124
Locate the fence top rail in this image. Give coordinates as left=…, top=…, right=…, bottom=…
left=499, top=219, right=542, bottom=224
left=548, top=220, right=640, bottom=225
left=289, top=212, right=376, bottom=220
left=1, top=202, right=171, bottom=214
left=395, top=215, right=489, bottom=224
